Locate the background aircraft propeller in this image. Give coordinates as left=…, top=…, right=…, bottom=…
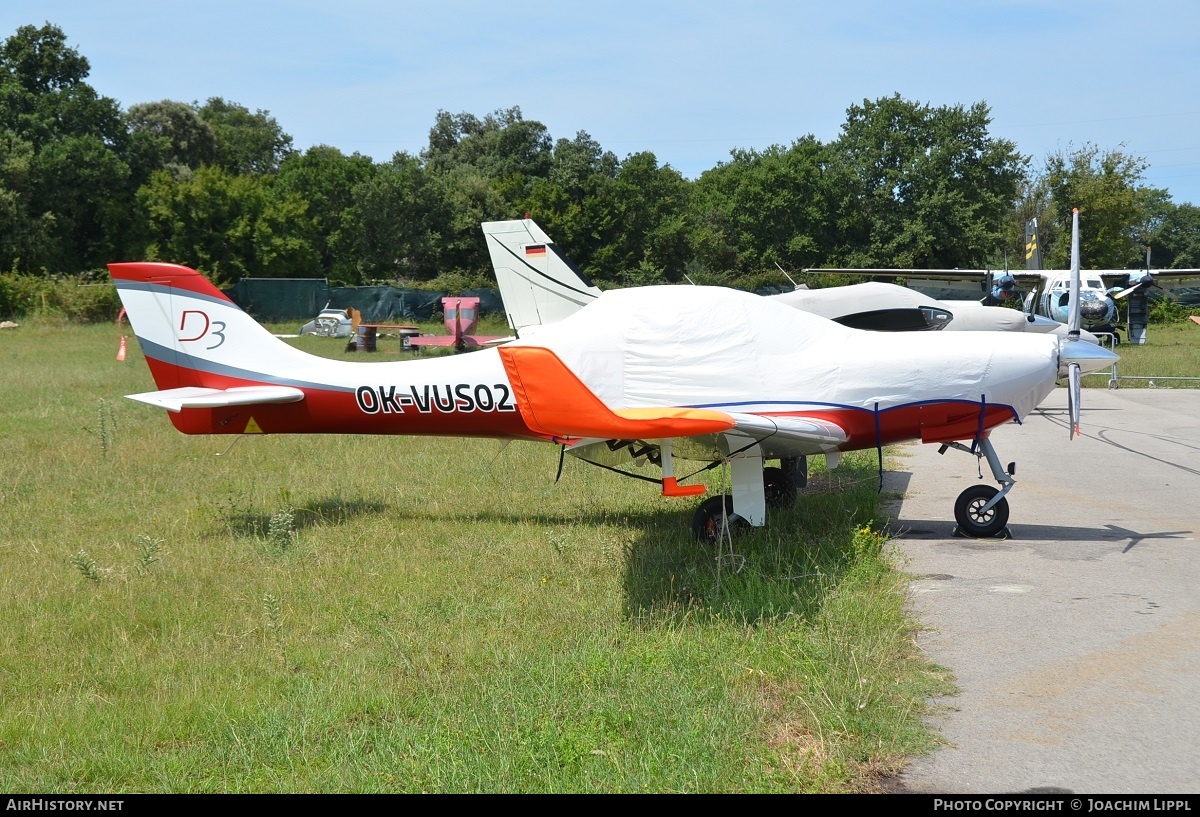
left=1110, top=271, right=1157, bottom=300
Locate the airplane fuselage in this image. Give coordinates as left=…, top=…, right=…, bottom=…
left=1037, top=273, right=1118, bottom=330
left=114, top=268, right=1064, bottom=455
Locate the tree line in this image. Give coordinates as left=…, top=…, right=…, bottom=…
left=4, top=22, right=1200, bottom=297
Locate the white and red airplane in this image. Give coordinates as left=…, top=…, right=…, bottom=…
left=108, top=212, right=1116, bottom=542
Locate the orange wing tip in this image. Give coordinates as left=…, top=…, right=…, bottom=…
left=661, top=476, right=706, bottom=497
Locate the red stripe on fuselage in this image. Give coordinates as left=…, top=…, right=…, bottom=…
left=148, top=360, right=541, bottom=439
left=763, top=402, right=1018, bottom=449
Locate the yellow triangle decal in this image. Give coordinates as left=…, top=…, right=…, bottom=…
left=244, top=417, right=263, bottom=434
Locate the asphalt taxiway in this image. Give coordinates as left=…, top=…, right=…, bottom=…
left=882, top=388, right=1200, bottom=795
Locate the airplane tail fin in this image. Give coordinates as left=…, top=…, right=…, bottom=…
left=108, top=262, right=312, bottom=393
left=481, top=218, right=602, bottom=337
left=1025, top=218, right=1044, bottom=271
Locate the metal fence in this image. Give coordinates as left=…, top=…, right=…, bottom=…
left=1083, top=332, right=1200, bottom=388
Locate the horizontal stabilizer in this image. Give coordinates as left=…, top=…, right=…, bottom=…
left=408, top=334, right=513, bottom=348
left=127, top=386, right=306, bottom=413
left=406, top=336, right=462, bottom=348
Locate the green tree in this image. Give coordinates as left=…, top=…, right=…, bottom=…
left=276, top=145, right=378, bottom=281
left=422, top=106, right=552, bottom=205
left=138, top=165, right=318, bottom=284
left=0, top=23, right=136, bottom=272
left=1039, top=142, right=1168, bottom=269
left=521, top=130, right=620, bottom=267
left=690, top=136, right=833, bottom=278
left=585, top=151, right=692, bottom=286
left=198, top=97, right=294, bottom=175
left=827, top=94, right=1026, bottom=268
left=32, top=133, right=133, bottom=271
left=126, top=99, right=217, bottom=179
left=1146, top=202, right=1200, bottom=269
left=0, top=131, right=47, bottom=268
left=433, top=163, right=510, bottom=279
left=337, top=152, right=448, bottom=283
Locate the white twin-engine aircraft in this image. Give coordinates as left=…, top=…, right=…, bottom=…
left=804, top=217, right=1200, bottom=342
left=111, top=212, right=1116, bottom=542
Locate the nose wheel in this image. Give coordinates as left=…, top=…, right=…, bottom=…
left=940, top=438, right=1015, bottom=538
left=953, top=484, right=1010, bottom=538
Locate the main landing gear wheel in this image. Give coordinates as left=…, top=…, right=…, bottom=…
left=953, top=484, right=1010, bottom=538
left=692, top=495, right=746, bottom=544
left=763, top=466, right=796, bottom=509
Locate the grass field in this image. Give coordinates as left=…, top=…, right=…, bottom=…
left=1090, top=321, right=1200, bottom=386
left=2, top=315, right=1195, bottom=793
left=1, top=317, right=961, bottom=793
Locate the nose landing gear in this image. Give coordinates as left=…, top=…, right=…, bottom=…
left=939, top=438, right=1015, bottom=539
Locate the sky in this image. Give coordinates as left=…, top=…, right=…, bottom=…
left=7, top=1, right=1200, bottom=206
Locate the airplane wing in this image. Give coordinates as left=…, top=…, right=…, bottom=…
left=1095, top=268, right=1200, bottom=298
left=126, top=386, right=306, bottom=413
left=499, top=341, right=847, bottom=463
left=407, top=334, right=515, bottom=349
left=802, top=267, right=1043, bottom=301
left=565, top=413, right=846, bottom=478
left=722, top=413, right=847, bottom=457
left=1146, top=269, right=1200, bottom=288
left=406, top=336, right=461, bottom=348
left=463, top=334, right=516, bottom=347
left=497, top=345, right=735, bottom=441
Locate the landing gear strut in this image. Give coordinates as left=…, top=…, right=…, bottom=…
left=691, top=457, right=806, bottom=543
left=939, top=438, right=1015, bottom=538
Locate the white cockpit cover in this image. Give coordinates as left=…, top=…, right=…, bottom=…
left=514, top=285, right=1060, bottom=422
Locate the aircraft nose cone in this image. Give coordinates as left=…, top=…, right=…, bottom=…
left=1079, top=299, right=1110, bottom=319
left=1059, top=337, right=1120, bottom=376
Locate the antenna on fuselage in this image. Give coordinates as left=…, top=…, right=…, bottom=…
left=775, top=261, right=800, bottom=290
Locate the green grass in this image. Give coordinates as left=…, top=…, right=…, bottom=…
left=22, top=315, right=1198, bottom=792
left=1098, top=322, right=1200, bottom=387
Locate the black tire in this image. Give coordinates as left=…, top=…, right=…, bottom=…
left=953, top=484, right=1009, bottom=538
left=763, top=466, right=796, bottom=508
left=781, top=456, right=808, bottom=490
left=692, top=495, right=744, bottom=544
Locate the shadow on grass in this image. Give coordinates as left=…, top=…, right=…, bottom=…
left=222, top=497, right=390, bottom=538
left=215, top=461, right=887, bottom=626
left=618, top=471, right=887, bottom=625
